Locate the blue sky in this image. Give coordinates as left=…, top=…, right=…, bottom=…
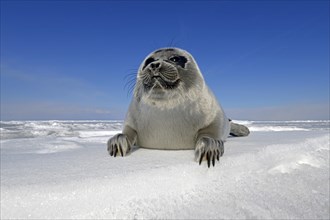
left=1, top=0, right=329, bottom=120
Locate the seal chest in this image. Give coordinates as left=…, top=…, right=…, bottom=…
left=135, top=101, right=201, bottom=150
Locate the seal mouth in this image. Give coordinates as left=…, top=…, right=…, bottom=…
left=145, top=76, right=180, bottom=91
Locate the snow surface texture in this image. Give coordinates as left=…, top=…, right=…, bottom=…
left=1, top=120, right=329, bottom=219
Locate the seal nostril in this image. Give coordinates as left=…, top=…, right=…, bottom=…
left=150, top=62, right=160, bottom=70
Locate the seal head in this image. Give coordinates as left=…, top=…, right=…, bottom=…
left=135, top=48, right=204, bottom=103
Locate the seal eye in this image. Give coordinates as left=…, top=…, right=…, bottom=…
left=169, top=56, right=180, bottom=62
left=143, top=57, right=155, bottom=69
left=169, top=56, right=188, bottom=68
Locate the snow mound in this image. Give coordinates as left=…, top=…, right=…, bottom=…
left=1, top=120, right=329, bottom=219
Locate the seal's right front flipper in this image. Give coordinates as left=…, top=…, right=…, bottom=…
left=107, top=125, right=137, bottom=157
left=229, top=121, right=250, bottom=137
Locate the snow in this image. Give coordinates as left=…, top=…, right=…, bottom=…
left=1, top=120, right=329, bottom=219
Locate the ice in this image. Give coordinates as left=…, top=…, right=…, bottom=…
left=249, top=126, right=309, bottom=131
left=0, top=120, right=123, bottom=140
left=1, top=120, right=329, bottom=219
left=233, top=120, right=330, bottom=131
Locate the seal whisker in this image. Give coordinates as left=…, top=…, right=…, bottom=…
left=124, top=78, right=137, bottom=96
left=124, top=71, right=138, bottom=96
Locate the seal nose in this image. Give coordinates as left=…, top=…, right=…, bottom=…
left=150, top=62, right=161, bottom=71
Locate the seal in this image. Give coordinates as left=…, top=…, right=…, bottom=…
left=107, top=47, right=249, bottom=167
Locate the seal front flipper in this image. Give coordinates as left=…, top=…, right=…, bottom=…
left=195, top=137, right=224, bottom=168
left=107, top=125, right=137, bottom=157
left=194, top=117, right=228, bottom=167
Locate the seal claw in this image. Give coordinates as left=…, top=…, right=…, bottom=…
left=199, top=151, right=205, bottom=165
left=119, top=146, right=124, bottom=157
left=113, top=146, right=117, bottom=157
left=207, top=151, right=211, bottom=168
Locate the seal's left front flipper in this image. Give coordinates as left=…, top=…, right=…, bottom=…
left=195, top=137, right=224, bottom=168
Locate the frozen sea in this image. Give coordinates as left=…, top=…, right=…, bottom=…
left=0, top=120, right=329, bottom=219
